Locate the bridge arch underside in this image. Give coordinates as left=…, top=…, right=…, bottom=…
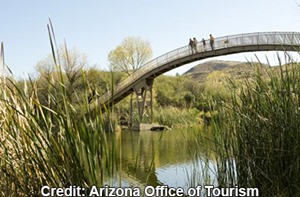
left=103, top=44, right=300, bottom=107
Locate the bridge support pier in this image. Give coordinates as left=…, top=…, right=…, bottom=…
left=130, top=78, right=154, bottom=125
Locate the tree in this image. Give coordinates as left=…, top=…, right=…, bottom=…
left=60, top=46, right=88, bottom=89
left=108, top=37, right=153, bottom=124
left=108, top=36, right=153, bottom=75
left=36, top=46, right=87, bottom=82
left=35, top=46, right=89, bottom=104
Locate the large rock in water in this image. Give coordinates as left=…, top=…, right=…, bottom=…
left=133, top=123, right=171, bottom=131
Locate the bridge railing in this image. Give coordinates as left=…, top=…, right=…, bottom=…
left=100, top=32, right=300, bottom=103
left=214, top=32, right=300, bottom=51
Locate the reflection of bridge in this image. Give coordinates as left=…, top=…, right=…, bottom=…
left=98, top=32, right=300, bottom=122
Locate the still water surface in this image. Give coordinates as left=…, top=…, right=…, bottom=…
left=107, top=126, right=217, bottom=190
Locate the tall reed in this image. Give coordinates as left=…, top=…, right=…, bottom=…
left=0, top=22, right=117, bottom=196
left=212, top=60, right=300, bottom=196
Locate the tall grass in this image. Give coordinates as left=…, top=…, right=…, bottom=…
left=153, top=106, right=199, bottom=128
left=0, top=23, right=117, bottom=196
left=212, top=60, right=300, bottom=196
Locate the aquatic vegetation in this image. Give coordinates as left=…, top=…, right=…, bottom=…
left=0, top=24, right=118, bottom=196
left=212, top=60, right=300, bottom=196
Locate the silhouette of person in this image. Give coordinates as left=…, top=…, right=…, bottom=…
left=189, top=38, right=194, bottom=54
left=224, top=39, right=229, bottom=47
left=202, top=38, right=206, bottom=51
left=193, top=37, right=198, bottom=52
left=209, top=34, right=214, bottom=50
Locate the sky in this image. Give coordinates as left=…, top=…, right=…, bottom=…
left=1, top=0, right=300, bottom=77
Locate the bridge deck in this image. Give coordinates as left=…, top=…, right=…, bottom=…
left=98, top=32, right=300, bottom=108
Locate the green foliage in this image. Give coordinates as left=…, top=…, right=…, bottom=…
left=34, top=46, right=89, bottom=107
left=153, top=107, right=199, bottom=128
left=184, top=92, right=195, bottom=108
left=212, top=62, right=300, bottom=196
left=34, top=42, right=128, bottom=112
left=154, top=75, right=201, bottom=108
left=0, top=74, right=117, bottom=196
left=0, top=26, right=118, bottom=196
left=204, top=71, right=231, bottom=101
left=108, top=36, right=153, bottom=75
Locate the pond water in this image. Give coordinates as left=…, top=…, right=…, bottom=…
left=106, top=126, right=218, bottom=191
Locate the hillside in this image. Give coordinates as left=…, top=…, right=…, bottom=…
left=183, top=60, right=263, bottom=83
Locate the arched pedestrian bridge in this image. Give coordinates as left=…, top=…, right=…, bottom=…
left=97, top=32, right=300, bottom=121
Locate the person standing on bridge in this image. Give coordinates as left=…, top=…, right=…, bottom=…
left=209, top=34, right=215, bottom=50
left=193, top=37, right=198, bottom=52
left=189, top=38, right=194, bottom=54
left=202, top=38, right=206, bottom=51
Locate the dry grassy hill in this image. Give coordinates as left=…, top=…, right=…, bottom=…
left=183, top=60, right=266, bottom=83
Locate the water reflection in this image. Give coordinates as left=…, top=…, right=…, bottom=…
left=110, top=126, right=217, bottom=190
